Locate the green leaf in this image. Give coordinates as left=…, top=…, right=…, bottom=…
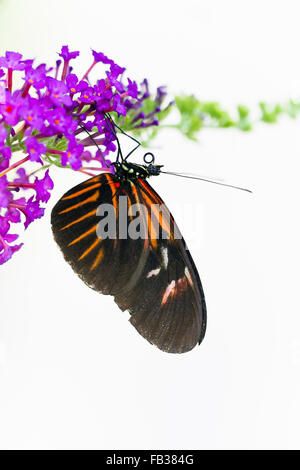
left=259, top=102, right=283, bottom=123
left=236, top=104, right=252, bottom=131
left=284, top=100, right=300, bottom=118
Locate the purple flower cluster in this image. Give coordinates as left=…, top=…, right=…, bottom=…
left=123, top=80, right=171, bottom=130
left=0, top=47, right=170, bottom=265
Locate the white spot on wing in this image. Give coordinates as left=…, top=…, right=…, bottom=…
left=184, top=267, right=193, bottom=286
left=147, top=268, right=161, bottom=278
left=162, top=280, right=176, bottom=304
left=161, top=247, right=168, bottom=269
left=161, top=276, right=189, bottom=305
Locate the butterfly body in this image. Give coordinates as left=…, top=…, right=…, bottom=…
left=113, top=161, right=163, bottom=181
left=51, top=161, right=207, bottom=353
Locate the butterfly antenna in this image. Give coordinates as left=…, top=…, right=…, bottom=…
left=77, top=121, right=114, bottom=163
left=78, top=116, right=123, bottom=164
left=102, top=113, right=124, bottom=162
left=161, top=171, right=252, bottom=193
left=104, top=112, right=141, bottom=160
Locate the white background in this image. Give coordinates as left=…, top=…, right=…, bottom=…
left=0, top=0, right=300, bottom=450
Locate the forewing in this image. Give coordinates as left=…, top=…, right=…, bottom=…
left=51, top=173, right=147, bottom=296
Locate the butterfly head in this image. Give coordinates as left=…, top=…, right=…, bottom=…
left=113, top=151, right=163, bottom=182
left=147, top=163, right=164, bottom=176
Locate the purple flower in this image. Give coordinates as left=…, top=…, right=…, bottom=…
left=13, top=168, right=30, bottom=185
left=140, top=78, right=150, bottom=99
left=94, top=85, right=113, bottom=111
left=0, top=124, right=7, bottom=143
left=5, top=204, right=21, bottom=223
left=0, top=51, right=26, bottom=71
left=0, top=69, right=4, bottom=79
left=23, top=65, right=47, bottom=89
left=37, top=63, right=53, bottom=75
left=0, top=241, right=23, bottom=264
left=61, top=136, right=84, bottom=170
left=132, top=111, right=145, bottom=123
left=106, top=63, right=126, bottom=92
left=0, top=145, right=11, bottom=170
left=21, top=59, right=34, bottom=69
left=0, top=90, right=21, bottom=125
left=106, top=72, right=124, bottom=93
left=0, top=215, right=10, bottom=235
left=16, top=196, right=45, bottom=229
left=113, top=94, right=126, bottom=116
left=80, top=150, right=93, bottom=162
left=110, top=63, right=126, bottom=78
left=66, top=74, right=88, bottom=94
left=0, top=175, right=10, bottom=208
left=156, top=86, right=167, bottom=105
left=93, top=79, right=106, bottom=97
left=0, top=216, right=23, bottom=264
left=127, top=78, right=138, bottom=99
left=92, top=50, right=113, bottom=65
left=95, top=98, right=111, bottom=112
left=26, top=136, right=46, bottom=163
left=47, top=108, right=77, bottom=134
left=59, top=46, right=80, bottom=61
left=34, top=170, right=53, bottom=202
left=79, top=86, right=96, bottom=103
left=0, top=124, right=11, bottom=169
left=46, top=77, right=72, bottom=107
left=19, top=97, right=44, bottom=129
left=95, top=149, right=113, bottom=170
left=135, top=119, right=159, bottom=129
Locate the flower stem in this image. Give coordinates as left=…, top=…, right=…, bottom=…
left=8, top=182, right=34, bottom=189
left=78, top=169, right=98, bottom=177
left=7, top=69, right=13, bottom=92
left=0, top=233, right=7, bottom=250
left=61, top=60, right=69, bottom=81
left=46, top=148, right=63, bottom=155
left=21, top=83, right=31, bottom=98
left=0, top=156, right=29, bottom=178
left=80, top=166, right=109, bottom=172
left=81, top=61, right=96, bottom=81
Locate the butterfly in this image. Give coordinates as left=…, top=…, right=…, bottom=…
left=51, top=117, right=207, bottom=354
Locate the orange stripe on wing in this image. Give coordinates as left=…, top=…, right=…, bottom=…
left=138, top=179, right=164, bottom=217
left=138, top=182, right=172, bottom=241
left=151, top=204, right=173, bottom=239
left=139, top=179, right=174, bottom=239
left=60, top=209, right=97, bottom=230
left=58, top=190, right=99, bottom=214
left=78, top=237, right=101, bottom=261
left=62, top=182, right=101, bottom=200
left=105, top=173, right=118, bottom=212
left=105, top=173, right=119, bottom=246
left=141, top=190, right=158, bottom=247
left=83, top=173, right=117, bottom=188
left=138, top=179, right=158, bottom=203
left=83, top=176, right=101, bottom=185
left=130, top=183, right=150, bottom=248
left=139, top=179, right=172, bottom=219
left=68, top=224, right=98, bottom=246
left=90, top=247, right=104, bottom=271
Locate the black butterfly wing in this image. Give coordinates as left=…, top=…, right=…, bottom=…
left=51, top=172, right=207, bottom=353
left=51, top=173, right=144, bottom=296
left=113, top=178, right=207, bottom=353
